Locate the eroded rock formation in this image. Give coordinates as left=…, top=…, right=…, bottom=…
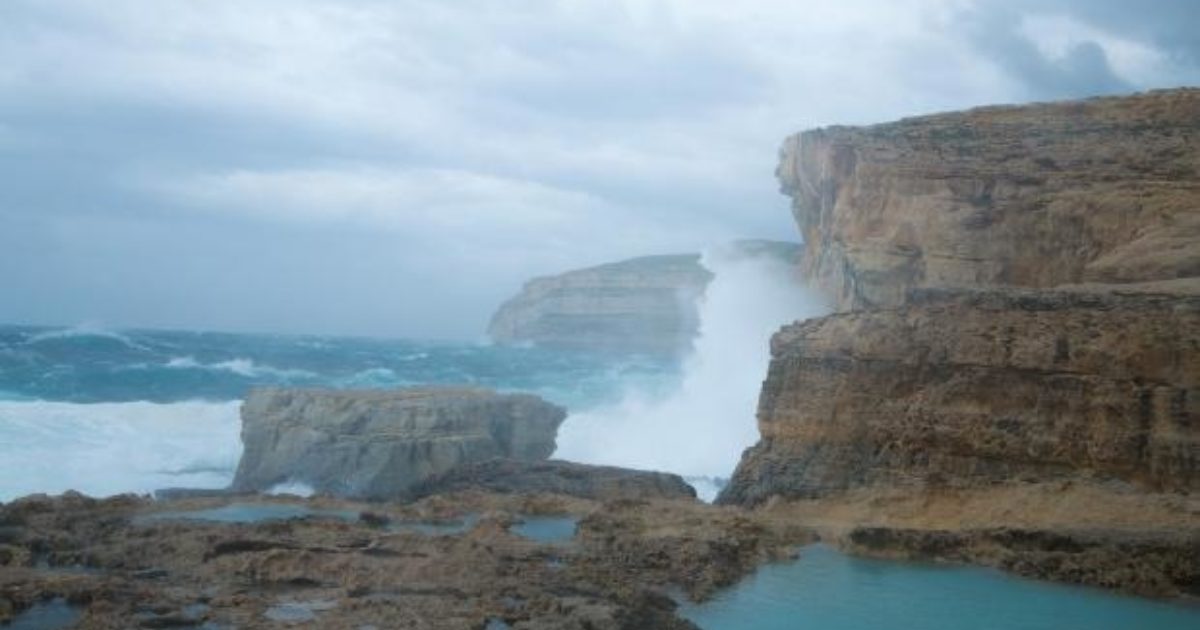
left=722, top=88, right=1200, bottom=596
left=232, top=387, right=566, bottom=499
left=487, top=240, right=802, bottom=355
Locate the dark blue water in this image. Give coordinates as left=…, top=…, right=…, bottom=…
left=0, top=324, right=677, bottom=406
left=679, top=545, right=1200, bottom=630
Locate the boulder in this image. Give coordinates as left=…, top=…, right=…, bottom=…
left=231, top=387, right=566, bottom=500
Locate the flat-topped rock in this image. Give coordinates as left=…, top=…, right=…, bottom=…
left=409, top=458, right=698, bottom=502
left=231, top=387, right=566, bottom=500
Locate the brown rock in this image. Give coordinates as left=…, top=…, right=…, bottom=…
left=777, top=88, right=1200, bottom=311
left=724, top=88, right=1200, bottom=597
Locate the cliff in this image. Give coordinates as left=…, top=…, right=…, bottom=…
left=231, top=387, right=566, bottom=499
left=487, top=240, right=801, bottom=355
left=722, top=89, right=1200, bottom=596
left=777, top=88, right=1200, bottom=310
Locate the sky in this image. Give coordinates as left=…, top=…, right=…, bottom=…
left=1, top=0, right=1197, bottom=339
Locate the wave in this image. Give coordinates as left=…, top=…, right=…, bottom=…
left=164, top=356, right=316, bottom=379
left=0, top=400, right=242, bottom=501
left=23, top=323, right=151, bottom=352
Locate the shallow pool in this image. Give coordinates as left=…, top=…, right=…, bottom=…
left=4, top=598, right=81, bottom=630
left=136, top=502, right=359, bottom=524
left=678, top=544, right=1200, bottom=630
left=510, top=516, right=577, bottom=543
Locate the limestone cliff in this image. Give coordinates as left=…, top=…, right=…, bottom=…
left=722, top=89, right=1200, bottom=596
left=777, top=88, right=1200, bottom=310
left=487, top=240, right=801, bottom=355
left=231, top=387, right=566, bottom=499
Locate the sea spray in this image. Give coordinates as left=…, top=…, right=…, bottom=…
left=0, top=400, right=241, bottom=501
left=554, top=244, right=828, bottom=483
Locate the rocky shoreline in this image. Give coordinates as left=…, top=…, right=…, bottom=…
left=4, top=89, right=1198, bottom=627
left=0, top=490, right=806, bottom=629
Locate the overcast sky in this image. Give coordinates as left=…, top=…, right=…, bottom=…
left=1, top=0, right=1197, bottom=338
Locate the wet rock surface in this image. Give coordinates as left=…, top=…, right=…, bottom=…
left=0, top=491, right=806, bottom=628
left=409, top=459, right=697, bottom=502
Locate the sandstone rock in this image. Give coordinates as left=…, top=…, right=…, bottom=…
left=721, top=287, right=1200, bottom=505
left=409, top=458, right=698, bottom=501
left=487, top=240, right=802, bottom=355
left=231, top=387, right=566, bottom=500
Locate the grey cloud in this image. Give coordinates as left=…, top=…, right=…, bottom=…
left=958, top=5, right=1132, bottom=100
left=1, top=0, right=1195, bottom=338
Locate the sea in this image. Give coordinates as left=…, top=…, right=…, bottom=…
left=0, top=322, right=682, bottom=501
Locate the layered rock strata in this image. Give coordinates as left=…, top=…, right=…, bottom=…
left=488, top=254, right=711, bottom=355
left=487, top=240, right=801, bottom=355
left=723, top=88, right=1200, bottom=596
left=232, top=387, right=566, bottom=500
left=723, top=287, right=1200, bottom=504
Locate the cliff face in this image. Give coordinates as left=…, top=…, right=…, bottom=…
left=721, top=89, right=1200, bottom=595
left=722, top=287, right=1199, bottom=505
left=777, top=88, right=1200, bottom=311
left=232, top=387, right=566, bottom=499
left=487, top=240, right=802, bottom=355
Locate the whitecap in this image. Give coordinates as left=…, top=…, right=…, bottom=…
left=23, top=323, right=152, bottom=352
left=164, top=356, right=315, bottom=379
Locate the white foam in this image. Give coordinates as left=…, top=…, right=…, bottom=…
left=165, top=356, right=315, bottom=379
left=0, top=400, right=242, bottom=501
left=554, top=246, right=829, bottom=479
left=266, top=480, right=316, bottom=498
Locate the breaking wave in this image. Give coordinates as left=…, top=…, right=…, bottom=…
left=0, top=399, right=242, bottom=501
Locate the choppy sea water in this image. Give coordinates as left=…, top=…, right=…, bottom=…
left=680, top=545, right=1200, bottom=630
left=0, top=323, right=680, bottom=501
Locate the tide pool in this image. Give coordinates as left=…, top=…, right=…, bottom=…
left=679, top=545, right=1200, bottom=630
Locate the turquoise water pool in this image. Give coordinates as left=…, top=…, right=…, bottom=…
left=510, top=516, right=578, bottom=543
left=679, top=545, right=1200, bottom=630
left=136, top=502, right=359, bottom=524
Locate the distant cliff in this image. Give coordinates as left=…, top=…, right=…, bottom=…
left=488, top=240, right=801, bottom=355
left=721, top=89, right=1200, bottom=596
